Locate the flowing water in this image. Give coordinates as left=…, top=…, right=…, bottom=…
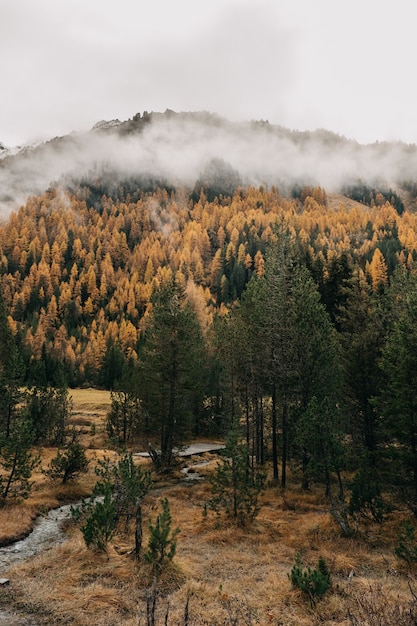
left=0, top=503, right=76, bottom=625
left=0, top=503, right=74, bottom=570
left=0, top=455, right=212, bottom=623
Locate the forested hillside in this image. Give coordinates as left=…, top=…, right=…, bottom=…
left=0, top=180, right=410, bottom=385
left=3, top=133, right=417, bottom=622
left=2, top=111, right=417, bottom=522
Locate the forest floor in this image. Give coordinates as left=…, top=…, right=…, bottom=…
left=0, top=389, right=416, bottom=625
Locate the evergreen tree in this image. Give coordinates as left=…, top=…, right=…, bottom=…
left=237, top=278, right=268, bottom=467
left=296, top=396, right=351, bottom=533
left=77, top=486, right=117, bottom=552
left=337, top=270, right=386, bottom=459
left=73, top=453, right=151, bottom=555
left=320, top=253, right=352, bottom=329
left=0, top=417, right=39, bottom=504
left=139, top=280, right=206, bottom=469
left=246, top=228, right=341, bottom=487
left=99, top=342, right=127, bottom=389
left=106, top=383, right=142, bottom=446
left=207, top=425, right=266, bottom=526
left=94, top=453, right=152, bottom=557
left=0, top=346, right=25, bottom=439
left=0, top=285, right=26, bottom=439
left=26, top=380, right=72, bottom=445
left=375, top=273, right=417, bottom=512
left=241, top=229, right=300, bottom=484
left=144, top=497, right=179, bottom=571
left=45, top=441, right=89, bottom=484
left=0, top=285, right=14, bottom=371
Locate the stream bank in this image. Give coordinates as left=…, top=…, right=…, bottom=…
left=0, top=451, right=217, bottom=624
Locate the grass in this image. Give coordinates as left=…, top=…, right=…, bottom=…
left=1, top=389, right=417, bottom=624
left=6, top=480, right=416, bottom=625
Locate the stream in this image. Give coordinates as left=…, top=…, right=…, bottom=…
left=0, top=460, right=209, bottom=570
left=0, top=503, right=74, bottom=570
left=0, top=459, right=209, bottom=624
left=0, top=504, right=76, bottom=625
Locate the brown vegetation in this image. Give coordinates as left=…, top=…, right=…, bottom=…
left=0, top=391, right=417, bottom=625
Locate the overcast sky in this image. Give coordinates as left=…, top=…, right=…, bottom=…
left=1, top=0, right=416, bottom=147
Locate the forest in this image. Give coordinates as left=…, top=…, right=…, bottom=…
left=1, top=172, right=417, bottom=505
left=2, top=168, right=417, bottom=622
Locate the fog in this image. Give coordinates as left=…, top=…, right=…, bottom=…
left=1, top=113, right=417, bottom=215
left=2, top=1, right=417, bottom=150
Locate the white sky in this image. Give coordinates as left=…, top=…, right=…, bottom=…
left=1, top=0, right=416, bottom=147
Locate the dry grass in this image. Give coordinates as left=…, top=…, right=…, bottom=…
left=69, top=387, right=111, bottom=408
left=1, top=389, right=417, bottom=624
left=0, top=388, right=112, bottom=543
left=4, top=477, right=417, bottom=625
left=69, top=387, right=111, bottom=450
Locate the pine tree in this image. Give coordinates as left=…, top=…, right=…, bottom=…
left=246, top=228, right=341, bottom=487
left=144, top=498, right=179, bottom=571
left=139, top=280, right=206, bottom=469
left=0, top=417, right=39, bottom=503
left=94, top=453, right=152, bottom=557
left=375, top=273, right=417, bottom=511
left=207, top=426, right=266, bottom=526
left=45, top=441, right=89, bottom=484
left=0, top=346, right=25, bottom=439
left=26, top=381, right=72, bottom=446
left=337, top=270, right=386, bottom=458
left=106, top=380, right=142, bottom=446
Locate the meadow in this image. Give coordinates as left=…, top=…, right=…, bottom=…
left=0, top=389, right=416, bottom=625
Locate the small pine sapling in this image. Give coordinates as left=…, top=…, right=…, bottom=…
left=394, top=521, right=417, bottom=564
left=44, top=442, right=89, bottom=484
left=144, top=497, right=180, bottom=572
left=289, top=553, right=331, bottom=603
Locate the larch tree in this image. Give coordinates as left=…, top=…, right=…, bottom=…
left=369, top=247, right=389, bottom=293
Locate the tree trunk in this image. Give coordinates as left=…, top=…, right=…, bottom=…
left=301, top=447, right=309, bottom=490
left=162, top=351, right=177, bottom=468
left=271, top=381, right=279, bottom=480
left=281, top=401, right=288, bottom=489
left=2, top=452, right=17, bottom=501
left=135, top=499, right=143, bottom=559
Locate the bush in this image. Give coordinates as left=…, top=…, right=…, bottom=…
left=289, top=554, right=331, bottom=602
left=144, top=498, right=179, bottom=572
left=44, top=442, right=89, bottom=484
left=395, top=521, right=417, bottom=564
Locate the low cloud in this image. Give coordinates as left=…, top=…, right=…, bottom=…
left=1, top=112, right=416, bottom=216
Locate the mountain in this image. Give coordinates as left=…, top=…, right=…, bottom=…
left=0, top=108, right=416, bottom=389
left=1, top=109, right=417, bottom=216
left=0, top=141, right=24, bottom=161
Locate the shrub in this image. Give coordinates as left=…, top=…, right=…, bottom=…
left=395, top=521, right=417, bottom=564
left=44, top=442, right=89, bottom=484
left=289, top=554, right=331, bottom=602
left=144, top=498, right=180, bottom=572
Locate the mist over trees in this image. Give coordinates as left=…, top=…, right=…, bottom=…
left=3, top=109, right=417, bottom=215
